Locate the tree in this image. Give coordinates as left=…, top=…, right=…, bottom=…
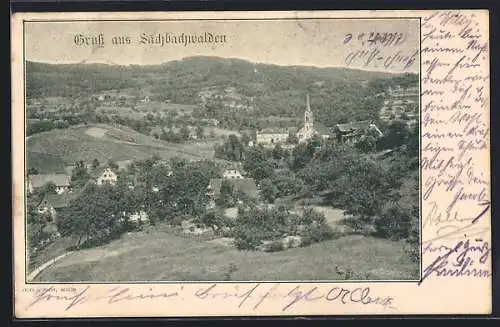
left=107, top=159, right=119, bottom=171
left=196, top=125, right=204, bottom=140
left=377, top=120, right=409, bottom=150
left=92, top=158, right=100, bottom=169
left=28, top=167, right=39, bottom=175
left=243, top=147, right=275, bottom=182
left=37, top=182, right=57, bottom=197
left=355, top=135, right=377, bottom=153
left=228, top=134, right=243, bottom=161
left=70, top=164, right=91, bottom=189
left=240, top=132, right=251, bottom=147
left=260, top=178, right=278, bottom=203
left=287, top=132, right=299, bottom=144
left=179, top=125, right=191, bottom=141
left=272, top=144, right=284, bottom=160
left=57, top=183, right=123, bottom=247
left=291, top=142, right=315, bottom=170
left=216, top=180, right=234, bottom=207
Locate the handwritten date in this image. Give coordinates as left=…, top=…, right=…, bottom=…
left=344, top=32, right=406, bottom=47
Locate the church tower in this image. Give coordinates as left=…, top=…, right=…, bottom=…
left=304, top=93, right=314, bottom=133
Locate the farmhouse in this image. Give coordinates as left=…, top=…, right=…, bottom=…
left=27, top=174, right=71, bottom=194
left=121, top=209, right=149, bottom=224
left=256, top=128, right=289, bottom=146
left=95, top=168, right=118, bottom=186
left=256, top=94, right=331, bottom=146
left=222, top=163, right=245, bottom=179
left=333, top=121, right=383, bottom=145
left=379, top=83, right=419, bottom=122
left=37, top=193, right=78, bottom=221
left=223, top=169, right=244, bottom=179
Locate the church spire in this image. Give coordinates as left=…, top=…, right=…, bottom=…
left=304, top=93, right=313, bottom=130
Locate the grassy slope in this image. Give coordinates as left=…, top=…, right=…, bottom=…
left=26, top=151, right=67, bottom=174
left=35, top=226, right=418, bottom=282
left=26, top=124, right=218, bottom=169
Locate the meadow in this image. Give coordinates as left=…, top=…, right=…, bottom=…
left=26, top=123, right=224, bottom=172
left=33, top=225, right=419, bottom=282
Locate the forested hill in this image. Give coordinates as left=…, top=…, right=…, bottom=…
left=26, top=56, right=395, bottom=100
left=26, top=56, right=418, bottom=127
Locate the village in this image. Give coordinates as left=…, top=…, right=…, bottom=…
left=25, top=55, right=420, bottom=281
left=26, top=81, right=418, bottom=256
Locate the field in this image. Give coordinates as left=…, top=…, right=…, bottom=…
left=26, top=151, right=67, bottom=174
left=33, top=225, right=419, bottom=282
left=97, top=102, right=197, bottom=119
left=26, top=124, right=223, bottom=172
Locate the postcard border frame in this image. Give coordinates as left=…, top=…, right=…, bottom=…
left=19, top=15, right=423, bottom=285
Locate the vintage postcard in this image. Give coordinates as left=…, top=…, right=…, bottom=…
left=12, top=10, right=490, bottom=317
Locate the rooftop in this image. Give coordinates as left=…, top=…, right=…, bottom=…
left=29, top=174, right=70, bottom=188
left=335, top=120, right=372, bottom=132
left=257, top=128, right=290, bottom=134
left=40, top=192, right=80, bottom=209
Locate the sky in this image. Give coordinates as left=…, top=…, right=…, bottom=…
left=25, top=19, right=419, bottom=73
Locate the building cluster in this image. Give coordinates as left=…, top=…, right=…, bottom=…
left=28, top=167, right=120, bottom=223
left=255, top=94, right=384, bottom=147
left=333, top=121, right=384, bottom=145
left=379, top=84, right=419, bottom=127
left=255, top=94, right=331, bottom=147
left=198, top=86, right=254, bottom=111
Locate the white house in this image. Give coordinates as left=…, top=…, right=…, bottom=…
left=222, top=168, right=244, bottom=179
left=96, top=168, right=118, bottom=186
left=256, top=128, right=289, bottom=145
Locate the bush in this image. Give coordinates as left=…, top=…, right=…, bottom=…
left=234, top=204, right=334, bottom=251
left=374, top=201, right=415, bottom=240
left=299, top=223, right=336, bottom=246
left=266, top=240, right=285, bottom=252
left=234, top=231, right=262, bottom=251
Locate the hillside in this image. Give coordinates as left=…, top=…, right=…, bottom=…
left=34, top=225, right=418, bottom=282
left=26, top=124, right=218, bottom=170
left=26, top=57, right=417, bottom=127
left=27, top=151, right=67, bottom=174
left=27, top=56, right=395, bottom=100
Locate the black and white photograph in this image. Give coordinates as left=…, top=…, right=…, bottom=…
left=23, top=18, right=421, bottom=283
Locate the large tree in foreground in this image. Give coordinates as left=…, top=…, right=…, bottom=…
left=57, top=183, right=123, bottom=247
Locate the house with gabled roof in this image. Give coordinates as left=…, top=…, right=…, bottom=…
left=91, top=167, right=118, bottom=186
left=222, top=162, right=245, bottom=180
left=27, top=174, right=71, bottom=194
left=37, top=192, right=79, bottom=221
left=333, top=120, right=383, bottom=145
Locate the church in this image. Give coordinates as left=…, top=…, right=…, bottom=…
left=256, top=94, right=331, bottom=146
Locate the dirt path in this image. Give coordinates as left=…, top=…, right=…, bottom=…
left=27, top=251, right=74, bottom=282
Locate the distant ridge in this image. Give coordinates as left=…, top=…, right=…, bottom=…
left=26, top=55, right=404, bottom=74
left=26, top=56, right=417, bottom=126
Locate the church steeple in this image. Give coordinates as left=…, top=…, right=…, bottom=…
left=304, top=94, right=313, bottom=131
